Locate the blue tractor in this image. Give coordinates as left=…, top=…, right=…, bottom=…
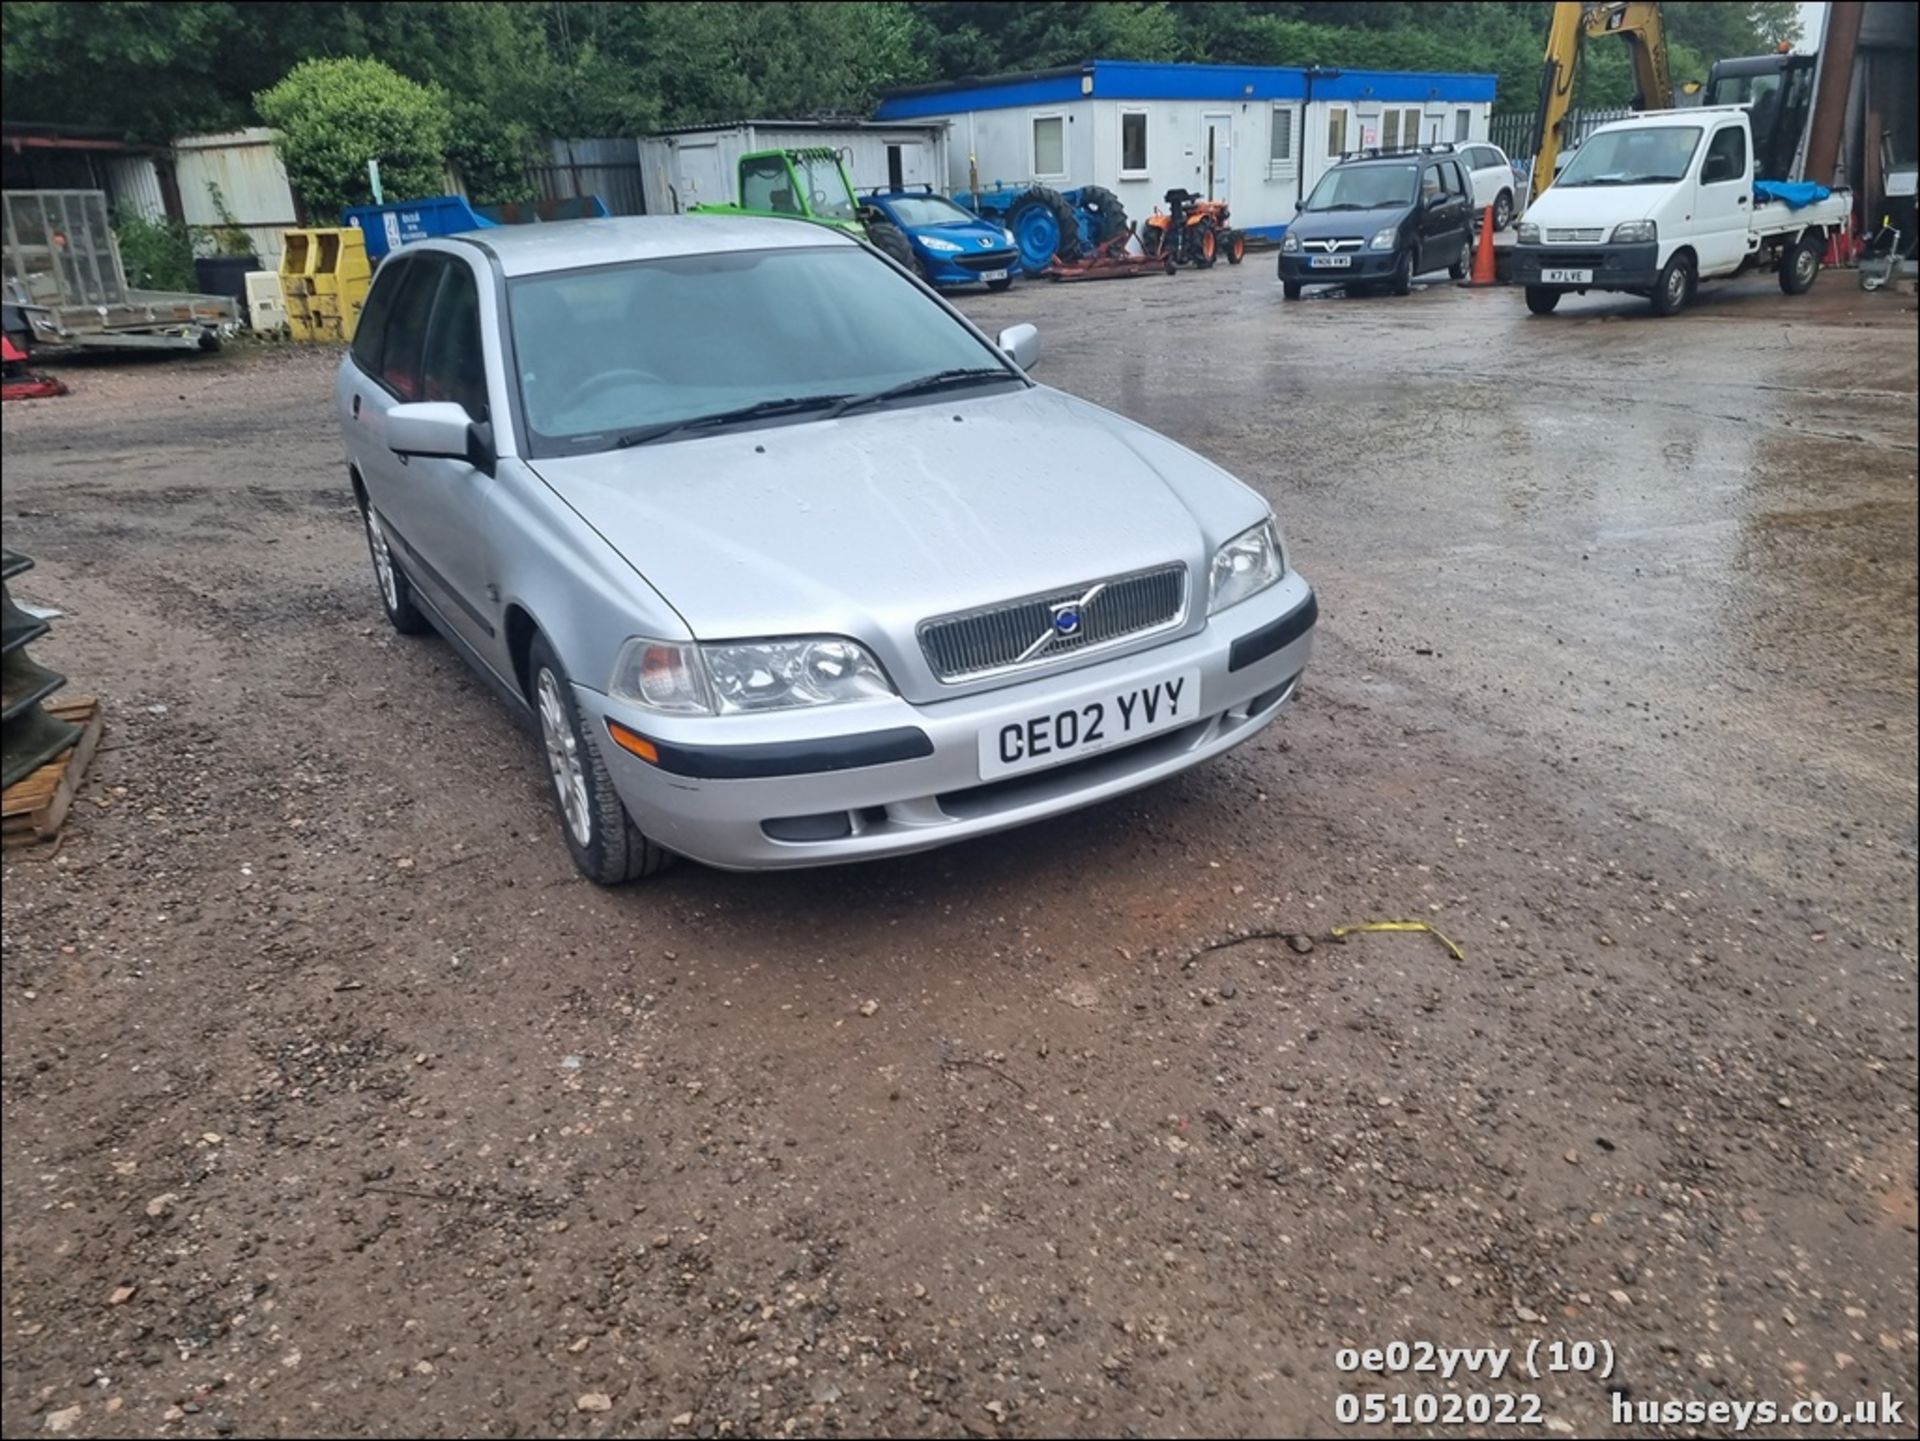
left=950, top=184, right=1130, bottom=274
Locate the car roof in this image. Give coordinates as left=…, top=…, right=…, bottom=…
left=435, top=214, right=859, bottom=277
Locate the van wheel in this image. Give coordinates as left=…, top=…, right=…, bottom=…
left=1390, top=249, right=1414, bottom=295
left=1524, top=285, right=1562, bottom=315
left=1650, top=254, right=1694, bottom=316
left=1779, top=234, right=1821, bottom=294
left=528, top=633, right=675, bottom=886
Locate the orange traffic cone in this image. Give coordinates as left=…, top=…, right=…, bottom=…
left=1467, top=205, right=1498, bottom=286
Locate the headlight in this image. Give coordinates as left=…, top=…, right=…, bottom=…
left=1001, top=227, right=1016, bottom=246
left=1610, top=220, right=1656, bottom=244
left=1516, top=221, right=1540, bottom=244
left=1280, top=231, right=1301, bottom=253
left=921, top=236, right=962, bottom=253
left=1208, top=518, right=1287, bottom=616
left=610, top=636, right=894, bottom=715
left=1369, top=227, right=1398, bottom=251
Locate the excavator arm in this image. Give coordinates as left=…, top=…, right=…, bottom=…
left=1528, top=1, right=1674, bottom=206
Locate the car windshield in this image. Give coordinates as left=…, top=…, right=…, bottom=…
left=1556, top=126, right=1702, bottom=187
left=507, top=246, right=1011, bottom=455
left=1303, top=164, right=1418, bottom=212
left=885, top=195, right=983, bottom=227
left=795, top=153, right=856, bottom=220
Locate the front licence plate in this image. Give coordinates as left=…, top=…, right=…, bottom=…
left=980, top=268, right=1008, bottom=282
left=1309, top=255, right=1352, bottom=269
left=979, top=668, right=1202, bottom=781
left=1541, top=267, right=1593, bottom=284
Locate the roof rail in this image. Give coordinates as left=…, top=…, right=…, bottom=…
left=1338, top=141, right=1460, bottom=163
left=860, top=182, right=938, bottom=196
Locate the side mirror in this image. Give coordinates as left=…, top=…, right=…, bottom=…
left=387, top=401, right=494, bottom=470
left=997, top=322, right=1039, bottom=371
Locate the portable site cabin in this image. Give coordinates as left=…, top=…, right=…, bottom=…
left=873, top=59, right=1499, bottom=239
left=638, top=120, right=952, bottom=214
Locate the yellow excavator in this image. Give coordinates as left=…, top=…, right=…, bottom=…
left=1528, top=2, right=1674, bottom=205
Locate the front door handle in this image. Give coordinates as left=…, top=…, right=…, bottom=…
left=1737, top=196, right=1749, bottom=205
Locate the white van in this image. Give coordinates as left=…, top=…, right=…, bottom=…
left=1509, top=107, right=1850, bottom=316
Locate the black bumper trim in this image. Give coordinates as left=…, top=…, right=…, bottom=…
left=1508, top=241, right=1661, bottom=291
left=644, top=725, right=935, bottom=780
left=1228, top=591, right=1319, bottom=673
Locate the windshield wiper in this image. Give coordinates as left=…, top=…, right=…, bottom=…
left=829, top=367, right=1016, bottom=419
left=613, top=394, right=852, bottom=448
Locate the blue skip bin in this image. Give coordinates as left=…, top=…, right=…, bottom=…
left=343, top=195, right=611, bottom=261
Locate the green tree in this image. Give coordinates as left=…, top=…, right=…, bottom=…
left=255, top=56, right=452, bottom=215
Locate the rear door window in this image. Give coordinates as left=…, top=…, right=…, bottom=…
left=375, top=253, right=448, bottom=402
left=349, top=257, right=408, bottom=379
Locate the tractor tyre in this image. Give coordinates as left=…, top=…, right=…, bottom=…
left=1007, top=188, right=1072, bottom=271
left=1074, top=185, right=1129, bottom=247
left=865, top=220, right=917, bottom=272
left=1140, top=224, right=1166, bottom=259
left=1224, top=229, right=1246, bottom=265
left=1191, top=220, right=1219, bottom=268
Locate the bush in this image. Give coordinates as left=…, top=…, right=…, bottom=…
left=256, top=57, right=452, bottom=219
left=115, top=215, right=195, bottom=292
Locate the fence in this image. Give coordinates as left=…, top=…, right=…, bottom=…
left=524, top=138, right=647, bottom=216
left=1490, top=106, right=1634, bottom=160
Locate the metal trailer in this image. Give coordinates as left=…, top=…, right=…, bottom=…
left=2, top=190, right=236, bottom=353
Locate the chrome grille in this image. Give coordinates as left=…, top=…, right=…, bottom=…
left=919, top=563, right=1188, bottom=682
left=1302, top=237, right=1365, bottom=252
left=1546, top=227, right=1606, bottom=244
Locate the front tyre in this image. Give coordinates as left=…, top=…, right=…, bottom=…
left=360, top=497, right=430, bottom=635
left=1524, top=285, right=1562, bottom=315
left=527, top=633, right=675, bottom=886
left=1650, top=253, right=1694, bottom=316
left=1448, top=239, right=1472, bottom=281
left=1390, top=249, right=1414, bottom=296
left=1281, top=279, right=1303, bottom=300
left=864, top=220, right=916, bottom=272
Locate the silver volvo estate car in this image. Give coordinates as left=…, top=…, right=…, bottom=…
left=334, top=217, right=1316, bottom=883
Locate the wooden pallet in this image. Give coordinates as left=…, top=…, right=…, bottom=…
left=3, top=696, right=104, bottom=849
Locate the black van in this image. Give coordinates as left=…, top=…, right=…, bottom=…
left=1277, top=145, right=1476, bottom=299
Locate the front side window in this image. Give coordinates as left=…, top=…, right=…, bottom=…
left=1121, top=111, right=1148, bottom=173
left=1556, top=125, right=1703, bottom=187
left=1033, top=115, right=1066, bottom=176
left=793, top=153, right=855, bottom=220
left=421, top=262, right=488, bottom=422
left=1303, top=163, right=1417, bottom=212
left=371, top=253, right=446, bottom=402
left=507, top=245, right=1013, bottom=456
left=1702, top=125, right=1747, bottom=183
left=740, top=155, right=800, bottom=215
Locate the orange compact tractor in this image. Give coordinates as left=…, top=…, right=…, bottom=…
left=1140, top=189, right=1246, bottom=268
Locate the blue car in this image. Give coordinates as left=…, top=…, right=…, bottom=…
left=861, top=188, right=1021, bottom=290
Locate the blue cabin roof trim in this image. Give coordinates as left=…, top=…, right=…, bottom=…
left=874, top=59, right=1497, bottom=119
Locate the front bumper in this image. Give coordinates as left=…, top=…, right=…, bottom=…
left=574, top=572, right=1317, bottom=870
left=1277, top=249, right=1399, bottom=284
left=922, top=248, right=1021, bottom=286
left=1508, top=241, right=1660, bottom=291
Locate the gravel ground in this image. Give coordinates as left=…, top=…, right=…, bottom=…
left=2, top=263, right=1915, bottom=1439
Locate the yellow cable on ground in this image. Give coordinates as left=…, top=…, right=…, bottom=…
left=1327, top=921, right=1465, bottom=961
